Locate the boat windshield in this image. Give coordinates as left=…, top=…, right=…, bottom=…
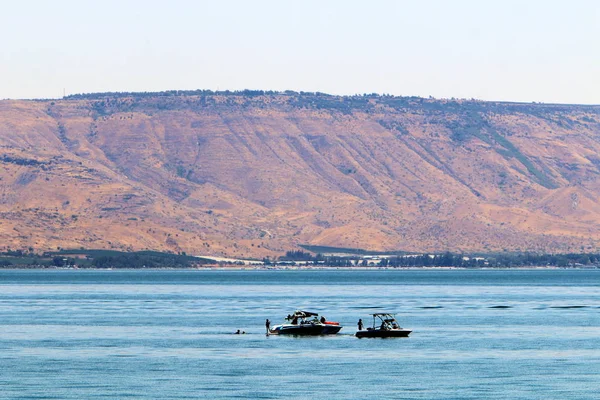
left=284, top=311, right=320, bottom=324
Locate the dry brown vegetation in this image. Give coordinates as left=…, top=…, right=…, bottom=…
left=1, top=92, right=600, bottom=257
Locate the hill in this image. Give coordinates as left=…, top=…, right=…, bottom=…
left=1, top=90, right=600, bottom=257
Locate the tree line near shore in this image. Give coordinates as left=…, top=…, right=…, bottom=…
left=1, top=248, right=599, bottom=268
left=279, top=250, right=600, bottom=268
left=0, top=249, right=209, bottom=268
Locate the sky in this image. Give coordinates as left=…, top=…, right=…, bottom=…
left=1, top=0, right=599, bottom=103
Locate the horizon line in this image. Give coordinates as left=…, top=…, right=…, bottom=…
left=3, top=88, right=600, bottom=108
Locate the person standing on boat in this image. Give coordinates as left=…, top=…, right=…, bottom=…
left=357, top=319, right=363, bottom=331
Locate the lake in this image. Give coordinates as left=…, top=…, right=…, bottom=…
left=0, top=269, right=599, bottom=399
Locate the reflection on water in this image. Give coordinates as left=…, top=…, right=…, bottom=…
left=0, top=269, right=599, bottom=399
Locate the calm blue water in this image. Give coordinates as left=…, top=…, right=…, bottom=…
left=1, top=269, right=599, bottom=399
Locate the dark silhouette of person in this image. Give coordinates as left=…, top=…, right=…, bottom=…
left=358, top=319, right=363, bottom=330
left=265, top=319, right=270, bottom=331
left=235, top=329, right=241, bottom=334
left=320, top=316, right=326, bottom=323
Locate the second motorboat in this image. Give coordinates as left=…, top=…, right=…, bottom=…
left=268, top=310, right=343, bottom=335
left=355, top=313, right=412, bottom=338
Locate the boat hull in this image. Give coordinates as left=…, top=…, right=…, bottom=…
left=355, top=329, right=411, bottom=338
left=269, top=323, right=342, bottom=335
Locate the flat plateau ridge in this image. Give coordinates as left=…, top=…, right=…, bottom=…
left=1, top=91, right=600, bottom=257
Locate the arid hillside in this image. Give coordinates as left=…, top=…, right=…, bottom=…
left=1, top=91, right=600, bottom=257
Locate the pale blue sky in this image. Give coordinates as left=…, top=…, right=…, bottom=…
left=1, top=0, right=598, bottom=103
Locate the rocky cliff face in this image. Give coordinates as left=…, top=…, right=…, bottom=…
left=1, top=91, right=600, bottom=257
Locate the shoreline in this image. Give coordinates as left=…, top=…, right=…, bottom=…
left=0, top=265, right=598, bottom=271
